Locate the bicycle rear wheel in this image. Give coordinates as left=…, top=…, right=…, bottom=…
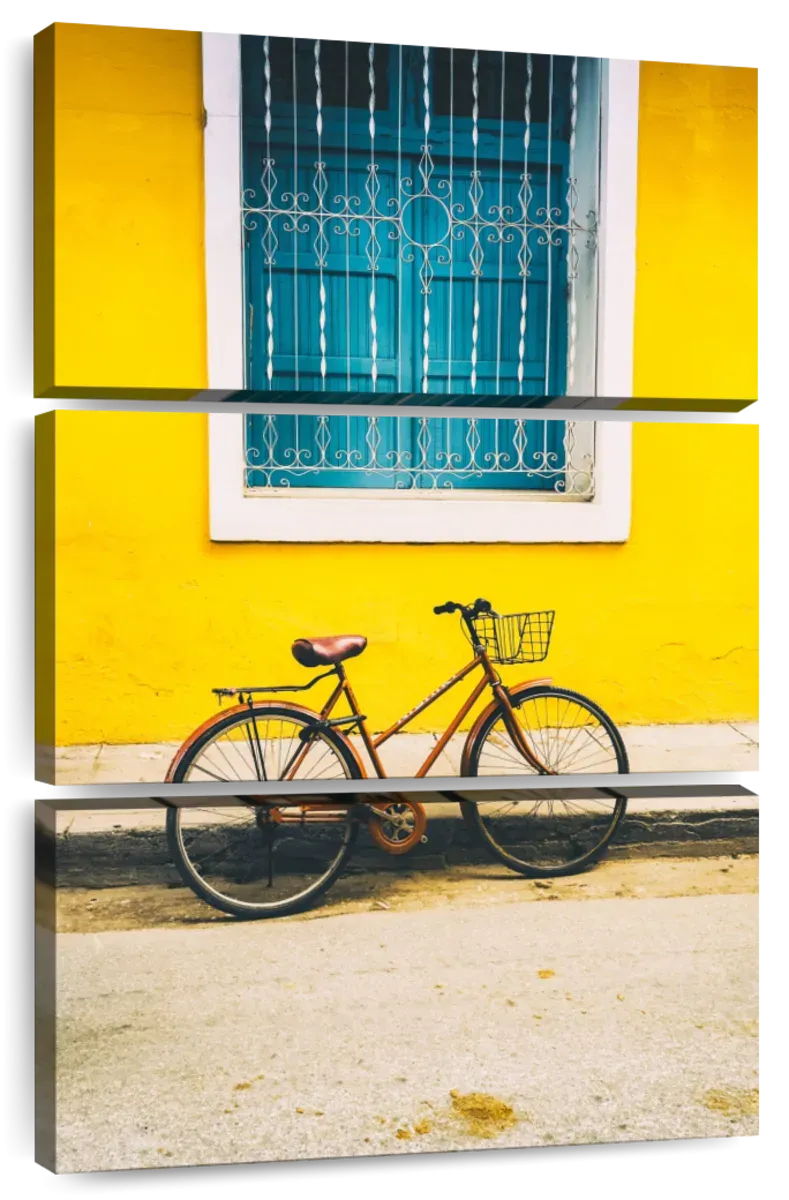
left=166, top=801, right=358, bottom=919
left=461, top=685, right=628, bottom=876
left=167, top=704, right=363, bottom=918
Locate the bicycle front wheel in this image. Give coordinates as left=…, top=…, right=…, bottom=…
left=462, top=685, right=628, bottom=876
left=166, top=801, right=358, bottom=919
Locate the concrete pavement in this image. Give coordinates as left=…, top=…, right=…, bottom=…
left=51, top=886, right=758, bottom=1172
left=46, top=721, right=759, bottom=783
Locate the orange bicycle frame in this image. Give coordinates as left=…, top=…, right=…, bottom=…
left=285, top=648, right=548, bottom=780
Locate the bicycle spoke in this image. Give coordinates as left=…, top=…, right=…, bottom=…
left=244, top=717, right=266, bottom=782
left=210, top=735, right=250, bottom=781
left=473, top=690, right=624, bottom=778
left=183, top=714, right=353, bottom=785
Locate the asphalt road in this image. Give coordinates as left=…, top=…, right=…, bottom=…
left=52, top=885, right=758, bottom=1173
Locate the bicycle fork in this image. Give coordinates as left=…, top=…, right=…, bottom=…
left=491, top=680, right=553, bottom=774
left=491, top=686, right=628, bottom=806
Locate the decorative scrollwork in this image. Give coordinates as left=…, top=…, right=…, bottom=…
left=244, top=414, right=595, bottom=496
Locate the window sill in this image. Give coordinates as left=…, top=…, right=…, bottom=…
left=209, top=415, right=631, bottom=543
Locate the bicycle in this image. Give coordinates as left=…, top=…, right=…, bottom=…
left=164, top=598, right=630, bottom=918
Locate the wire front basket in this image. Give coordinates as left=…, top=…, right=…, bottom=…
left=468, top=610, right=555, bottom=664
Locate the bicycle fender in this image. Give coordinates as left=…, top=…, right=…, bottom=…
left=165, top=700, right=368, bottom=782
left=459, top=678, right=553, bottom=776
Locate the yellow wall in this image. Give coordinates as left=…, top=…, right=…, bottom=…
left=42, top=33, right=758, bottom=744
left=34, top=22, right=207, bottom=398
left=54, top=412, right=757, bottom=745
left=633, top=62, right=757, bottom=403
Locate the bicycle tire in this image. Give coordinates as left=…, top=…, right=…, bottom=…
left=167, top=700, right=362, bottom=916
left=460, top=691, right=628, bottom=878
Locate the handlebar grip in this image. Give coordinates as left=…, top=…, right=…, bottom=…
left=433, top=601, right=457, bottom=615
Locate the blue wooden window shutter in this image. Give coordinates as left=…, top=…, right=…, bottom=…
left=241, top=39, right=583, bottom=491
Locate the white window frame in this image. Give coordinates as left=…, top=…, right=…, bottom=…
left=202, top=35, right=638, bottom=543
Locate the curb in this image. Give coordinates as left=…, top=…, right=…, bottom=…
left=44, top=807, right=759, bottom=889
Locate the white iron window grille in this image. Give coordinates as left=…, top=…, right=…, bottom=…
left=241, top=40, right=602, bottom=398
left=243, top=414, right=594, bottom=496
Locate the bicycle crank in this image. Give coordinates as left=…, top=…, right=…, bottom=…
left=368, top=797, right=428, bottom=855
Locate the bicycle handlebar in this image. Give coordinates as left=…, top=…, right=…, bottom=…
left=433, top=598, right=495, bottom=618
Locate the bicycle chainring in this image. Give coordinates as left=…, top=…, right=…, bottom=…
left=368, top=798, right=427, bottom=855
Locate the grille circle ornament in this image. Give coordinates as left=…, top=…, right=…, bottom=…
left=400, top=192, right=452, bottom=252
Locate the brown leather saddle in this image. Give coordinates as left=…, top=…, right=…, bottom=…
left=291, top=635, right=367, bottom=669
